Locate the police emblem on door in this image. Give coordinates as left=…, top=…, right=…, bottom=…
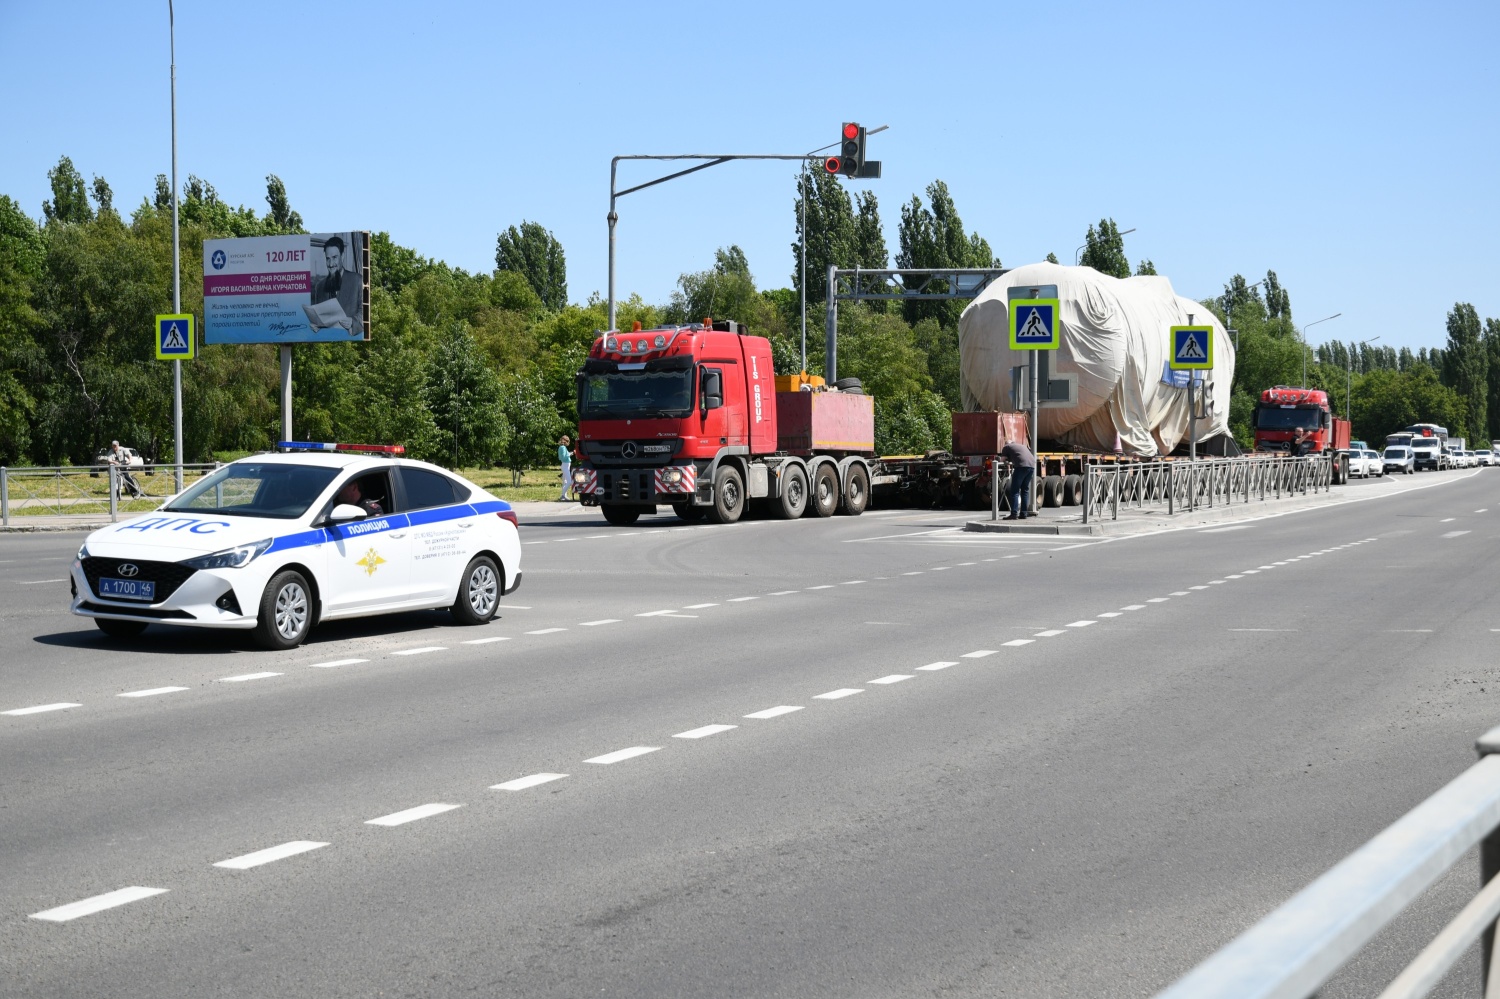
left=356, top=548, right=386, bottom=576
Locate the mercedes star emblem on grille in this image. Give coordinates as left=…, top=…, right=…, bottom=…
left=117, top=563, right=140, bottom=577
left=621, top=442, right=638, bottom=459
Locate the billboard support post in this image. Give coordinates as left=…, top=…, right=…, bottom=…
left=169, top=0, right=183, bottom=493
left=280, top=346, right=292, bottom=441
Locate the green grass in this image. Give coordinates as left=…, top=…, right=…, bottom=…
left=455, top=466, right=571, bottom=503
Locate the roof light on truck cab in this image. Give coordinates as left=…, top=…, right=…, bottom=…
left=277, top=441, right=405, bottom=455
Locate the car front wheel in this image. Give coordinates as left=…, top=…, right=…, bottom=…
left=452, top=555, right=501, bottom=625
left=253, top=570, right=313, bottom=650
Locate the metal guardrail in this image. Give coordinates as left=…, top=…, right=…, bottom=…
left=1156, top=726, right=1500, bottom=999
left=1082, top=454, right=1333, bottom=523
left=0, top=463, right=221, bottom=526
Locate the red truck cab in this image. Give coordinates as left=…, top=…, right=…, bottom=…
left=1253, top=387, right=1351, bottom=455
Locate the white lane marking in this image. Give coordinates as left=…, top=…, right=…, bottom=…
left=1189, top=586, right=1209, bottom=590
left=17, top=578, right=66, bottom=584
left=684, top=603, right=719, bottom=609
left=214, top=840, right=328, bottom=869
left=491, top=773, right=568, bottom=791
left=917, top=661, right=958, bottom=671
left=1121, top=604, right=1146, bottom=610
left=580, top=619, right=621, bottom=627
left=309, top=658, right=371, bottom=667
left=841, top=580, right=866, bottom=585
left=1097, top=612, right=1123, bottom=618
left=931, top=567, right=951, bottom=571
left=460, top=638, right=509, bottom=646
left=1034, top=630, right=1065, bottom=638
left=1231, top=629, right=1299, bottom=632
left=806, top=585, right=834, bottom=590
left=728, top=596, right=759, bottom=602
left=635, top=610, right=678, bottom=617
left=674, top=724, right=737, bottom=739
left=1003, top=639, right=1035, bottom=647
left=553, top=538, right=580, bottom=543
left=587, top=535, right=611, bottom=539
left=30, top=886, right=169, bottom=922
left=1147, top=597, right=1170, bottom=603
left=1170, top=591, right=1191, bottom=596
left=1066, top=620, right=1096, bottom=628
left=1441, top=518, right=1456, bottom=523
left=1390, top=629, right=1434, bottom=633
left=769, top=590, right=799, bottom=596
left=218, top=672, right=282, bottom=683
left=1199, top=525, right=1250, bottom=533
left=814, top=688, right=863, bottom=700
left=1239, top=571, right=1260, bottom=577
left=523, top=541, right=548, bottom=545
left=869, top=674, right=914, bottom=684
left=3, top=702, right=82, bottom=716
left=585, top=746, right=661, bottom=765
left=524, top=628, right=566, bottom=635
left=1225, top=575, right=1244, bottom=579
left=118, top=686, right=189, bottom=698
left=1209, top=580, right=1227, bottom=584
left=1443, top=531, right=1471, bottom=538
left=1477, top=509, right=1489, bottom=514
left=902, top=571, right=924, bottom=576
left=1257, top=565, right=1275, bottom=569
left=366, top=803, right=463, bottom=827
left=962, top=649, right=999, bottom=657
left=744, top=705, right=803, bottom=719
left=392, top=646, right=448, bottom=655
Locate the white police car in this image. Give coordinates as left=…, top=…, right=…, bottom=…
left=70, top=443, right=522, bottom=650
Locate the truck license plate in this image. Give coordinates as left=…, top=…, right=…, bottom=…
left=99, top=578, right=155, bottom=601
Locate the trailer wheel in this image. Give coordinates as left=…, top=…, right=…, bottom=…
left=1042, top=476, right=1063, bottom=508
left=672, top=502, right=705, bottom=522
left=602, top=505, right=641, bottom=526
left=1062, top=473, right=1082, bottom=506
left=775, top=465, right=808, bottom=520
left=841, top=464, right=870, bottom=516
left=810, top=464, right=839, bottom=518
left=710, top=465, right=744, bottom=524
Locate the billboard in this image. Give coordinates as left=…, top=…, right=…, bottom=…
left=203, top=232, right=370, bottom=343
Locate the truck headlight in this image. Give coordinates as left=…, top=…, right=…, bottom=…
left=572, top=469, right=589, bottom=484
left=663, top=468, right=683, bottom=484
left=181, top=538, right=273, bottom=570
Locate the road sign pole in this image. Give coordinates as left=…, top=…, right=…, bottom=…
left=169, top=1, right=183, bottom=494
left=1188, top=313, right=1197, bottom=463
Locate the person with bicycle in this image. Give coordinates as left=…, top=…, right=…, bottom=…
left=108, top=441, right=144, bottom=499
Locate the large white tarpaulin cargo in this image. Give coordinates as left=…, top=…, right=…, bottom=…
left=958, top=262, right=1234, bottom=456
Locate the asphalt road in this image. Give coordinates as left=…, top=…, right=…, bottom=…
left=2, top=470, right=1498, bottom=997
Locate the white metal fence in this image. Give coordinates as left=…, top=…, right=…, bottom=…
left=1082, top=454, right=1334, bottom=523
left=1156, top=727, right=1500, bottom=999
left=0, top=463, right=221, bottom=526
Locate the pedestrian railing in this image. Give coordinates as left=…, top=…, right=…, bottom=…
left=0, top=464, right=221, bottom=526
left=1155, top=727, right=1500, bottom=999
left=1082, top=454, right=1333, bottom=523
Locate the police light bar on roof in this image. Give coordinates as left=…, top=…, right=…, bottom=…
left=277, top=441, right=406, bottom=455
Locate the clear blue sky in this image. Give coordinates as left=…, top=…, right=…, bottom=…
left=3, top=0, right=1496, bottom=352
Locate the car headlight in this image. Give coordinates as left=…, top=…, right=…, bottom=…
left=181, top=538, right=273, bottom=570
left=76, top=543, right=90, bottom=560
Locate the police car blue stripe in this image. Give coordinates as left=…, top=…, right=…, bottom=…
left=262, top=500, right=509, bottom=554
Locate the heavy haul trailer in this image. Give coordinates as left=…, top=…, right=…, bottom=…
left=572, top=321, right=1152, bottom=524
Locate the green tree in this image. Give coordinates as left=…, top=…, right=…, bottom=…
left=896, top=180, right=998, bottom=329
left=426, top=324, right=510, bottom=468
left=495, top=221, right=567, bottom=311
left=1264, top=270, right=1292, bottom=320
left=498, top=374, right=562, bottom=486
left=1135, top=259, right=1157, bottom=276
left=263, top=174, right=304, bottom=233
left=1078, top=218, right=1129, bottom=278
left=1485, top=318, right=1500, bottom=443
left=791, top=169, right=857, bottom=305
left=1444, top=302, right=1487, bottom=443
left=1045, top=252, right=1059, bottom=264
left=667, top=245, right=759, bottom=326
left=42, top=156, right=92, bottom=224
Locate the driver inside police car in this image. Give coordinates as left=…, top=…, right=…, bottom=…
left=336, top=477, right=384, bottom=517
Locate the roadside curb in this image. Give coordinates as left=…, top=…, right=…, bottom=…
left=965, top=521, right=1103, bottom=536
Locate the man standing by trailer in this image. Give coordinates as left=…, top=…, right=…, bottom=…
left=1001, top=438, right=1036, bottom=519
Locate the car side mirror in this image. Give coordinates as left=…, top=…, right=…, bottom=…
left=327, top=503, right=368, bottom=524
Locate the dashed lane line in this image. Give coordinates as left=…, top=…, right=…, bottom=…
left=3, top=702, right=81, bottom=716
left=1066, top=620, right=1096, bottom=628
left=1002, top=639, right=1034, bottom=647
left=769, top=590, right=799, bottom=596
left=1121, top=604, right=1147, bottom=611
left=684, top=603, right=719, bottom=609
left=744, top=705, right=803, bottom=719
left=118, top=686, right=189, bottom=698
left=1147, top=598, right=1170, bottom=603
left=366, top=803, right=463, bottom=827
left=579, top=619, right=621, bottom=627
left=524, top=628, right=567, bottom=635
left=813, top=688, right=863, bottom=700
left=213, top=841, right=328, bottom=870
left=673, top=724, right=737, bottom=739
left=1034, top=630, right=1066, bottom=638
left=459, top=638, right=508, bottom=646
left=1097, top=612, right=1123, bottom=618
left=961, top=649, right=999, bottom=658
left=30, top=887, right=169, bottom=922
left=917, top=661, right=958, bottom=671
left=491, top=773, right=568, bottom=791
left=391, top=646, right=448, bottom=656
left=218, top=672, right=281, bottom=683
left=869, top=674, right=914, bottom=684
left=585, top=746, right=661, bottom=765
left=308, top=658, right=370, bottom=668
left=728, top=596, right=759, bottom=602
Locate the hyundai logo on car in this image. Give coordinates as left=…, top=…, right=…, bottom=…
left=116, top=563, right=140, bottom=577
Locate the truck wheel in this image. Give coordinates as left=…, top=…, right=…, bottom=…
left=451, top=555, right=501, bottom=625
left=95, top=617, right=148, bottom=639
left=840, top=464, right=870, bottom=515
left=1042, top=476, right=1063, bottom=508
left=253, top=570, right=313, bottom=650
left=775, top=465, right=808, bottom=520
left=672, top=502, right=705, bottom=522
left=602, top=505, right=641, bottom=526
left=810, top=464, right=839, bottom=518
left=1062, top=473, right=1082, bottom=506
left=711, top=465, right=744, bottom=524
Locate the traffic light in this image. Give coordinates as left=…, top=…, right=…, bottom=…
left=839, top=122, right=865, bottom=177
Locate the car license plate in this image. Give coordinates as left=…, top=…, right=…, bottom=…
left=99, top=577, right=155, bottom=601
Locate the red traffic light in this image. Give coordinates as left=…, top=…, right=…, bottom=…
left=824, top=156, right=842, bottom=174
left=843, top=122, right=860, bottom=139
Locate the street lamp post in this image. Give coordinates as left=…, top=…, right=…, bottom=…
left=1300, top=313, right=1342, bottom=387
left=1347, top=336, right=1379, bottom=423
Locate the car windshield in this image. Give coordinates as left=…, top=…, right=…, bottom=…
left=577, top=369, right=694, bottom=419
left=1256, top=407, right=1323, bottom=430
left=164, top=462, right=340, bottom=519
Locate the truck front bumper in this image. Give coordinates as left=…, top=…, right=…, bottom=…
left=576, top=464, right=701, bottom=505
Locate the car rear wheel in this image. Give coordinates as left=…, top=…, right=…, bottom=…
left=452, top=555, right=501, bottom=625
left=95, top=617, right=148, bottom=640
left=253, top=570, right=313, bottom=650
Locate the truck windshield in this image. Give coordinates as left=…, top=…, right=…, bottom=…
left=578, top=370, right=694, bottom=419
left=1256, top=407, right=1324, bottom=430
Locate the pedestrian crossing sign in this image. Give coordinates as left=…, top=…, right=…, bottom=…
left=1008, top=298, right=1061, bottom=350
left=1170, top=325, right=1213, bottom=370
left=155, top=313, right=195, bottom=360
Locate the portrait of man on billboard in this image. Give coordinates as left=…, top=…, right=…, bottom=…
left=304, top=232, right=364, bottom=336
